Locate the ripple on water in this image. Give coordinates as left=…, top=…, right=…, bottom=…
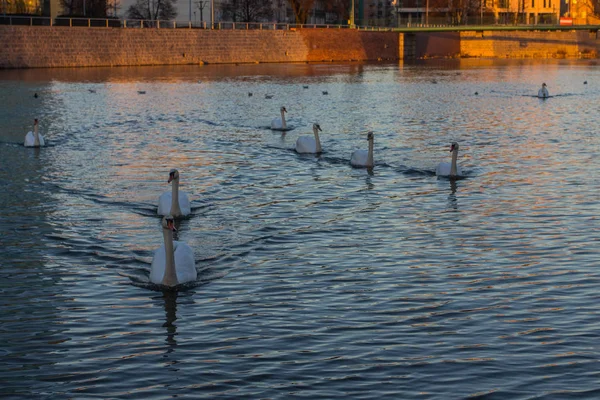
left=2, top=61, right=600, bottom=399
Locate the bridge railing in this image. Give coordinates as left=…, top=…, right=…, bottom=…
left=0, top=15, right=356, bottom=29
left=0, top=15, right=596, bottom=31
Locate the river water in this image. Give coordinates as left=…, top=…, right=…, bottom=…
left=1, top=59, right=599, bottom=399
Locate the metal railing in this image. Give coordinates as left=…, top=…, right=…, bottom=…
left=0, top=15, right=357, bottom=29
left=0, top=14, right=599, bottom=32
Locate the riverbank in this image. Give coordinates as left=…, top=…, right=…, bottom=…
left=0, top=26, right=598, bottom=69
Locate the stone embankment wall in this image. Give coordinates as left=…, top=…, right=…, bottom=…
left=1, top=26, right=599, bottom=69
left=459, top=30, right=599, bottom=58
left=0, top=26, right=400, bottom=68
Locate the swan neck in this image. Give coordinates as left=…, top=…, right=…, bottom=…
left=367, top=139, right=374, bottom=167
left=450, top=150, right=458, bottom=176
left=34, top=123, right=40, bottom=147
left=162, top=228, right=178, bottom=286
left=281, top=110, right=286, bottom=129
left=170, top=178, right=182, bottom=217
left=314, top=128, right=322, bottom=153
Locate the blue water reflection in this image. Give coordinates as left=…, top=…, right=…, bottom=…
left=1, top=59, right=600, bottom=399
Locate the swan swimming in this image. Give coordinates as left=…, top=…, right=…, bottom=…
left=157, top=169, right=191, bottom=217
left=24, top=119, right=45, bottom=148
left=436, top=142, right=463, bottom=178
left=350, top=132, right=374, bottom=168
left=271, top=106, right=287, bottom=130
left=150, top=215, right=197, bottom=287
left=295, top=123, right=323, bottom=154
left=538, top=83, right=549, bottom=98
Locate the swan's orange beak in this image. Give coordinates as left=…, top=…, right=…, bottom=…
left=167, top=219, right=177, bottom=231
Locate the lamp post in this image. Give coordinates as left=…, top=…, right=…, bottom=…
left=189, top=0, right=192, bottom=23
left=425, top=0, right=429, bottom=25
left=197, top=0, right=207, bottom=24
left=480, top=0, right=483, bottom=24
left=350, top=0, right=355, bottom=27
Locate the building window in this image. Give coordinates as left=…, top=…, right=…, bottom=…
left=531, top=0, right=534, bottom=7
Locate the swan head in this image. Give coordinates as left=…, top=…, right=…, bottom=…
left=367, top=131, right=374, bottom=141
left=34, top=118, right=38, bottom=126
left=280, top=106, right=287, bottom=113
left=162, top=215, right=177, bottom=232
left=313, top=123, right=322, bottom=132
left=168, top=169, right=179, bottom=183
left=542, top=83, right=547, bottom=87
left=450, top=142, right=459, bottom=152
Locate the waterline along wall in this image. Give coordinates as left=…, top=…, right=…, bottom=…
left=0, top=26, right=598, bottom=69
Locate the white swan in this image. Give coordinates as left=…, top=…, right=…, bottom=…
left=295, top=123, right=323, bottom=154
left=157, top=169, right=191, bottom=217
left=24, top=119, right=45, bottom=148
left=350, top=132, right=374, bottom=168
left=271, top=106, right=287, bottom=130
left=150, top=215, right=197, bottom=287
left=436, top=142, right=463, bottom=178
left=538, top=83, right=549, bottom=98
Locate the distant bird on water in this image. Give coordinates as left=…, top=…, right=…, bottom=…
left=248, top=92, right=253, bottom=97
left=436, top=142, right=463, bottom=178
left=322, top=91, right=328, bottom=95
left=88, top=89, right=96, bottom=93
left=24, top=118, right=45, bottom=148
left=265, top=94, right=273, bottom=99
left=584, top=81, right=588, bottom=85
left=303, top=85, right=309, bottom=89
left=271, top=106, right=287, bottom=131
left=138, top=90, right=146, bottom=95
left=295, top=123, right=323, bottom=154
left=350, top=132, right=375, bottom=168
left=538, top=83, right=549, bottom=99
left=34, top=93, right=38, bottom=98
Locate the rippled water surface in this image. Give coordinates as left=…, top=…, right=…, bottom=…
left=2, top=59, right=600, bottom=399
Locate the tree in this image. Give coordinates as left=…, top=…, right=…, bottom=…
left=429, top=0, right=479, bottom=24
left=220, top=0, right=273, bottom=22
left=127, top=0, right=178, bottom=20
left=324, top=0, right=350, bottom=24
left=60, top=0, right=109, bottom=17
left=287, top=0, right=316, bottom=23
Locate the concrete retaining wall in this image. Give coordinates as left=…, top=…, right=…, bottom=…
left=0, top=26, right=400, bottom=68
left=459, top=30, right=599, bottom=58
left=1, top=26, right=599, bottom=69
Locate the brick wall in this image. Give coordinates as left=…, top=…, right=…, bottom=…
left=459, top=30, right=599, bottom=58
left=1, top=26, right=599, bottom=69
left=0, top=26, right=401, bottom=69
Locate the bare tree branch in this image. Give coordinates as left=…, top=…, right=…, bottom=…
left=220, top=0, right=273, bottom=22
